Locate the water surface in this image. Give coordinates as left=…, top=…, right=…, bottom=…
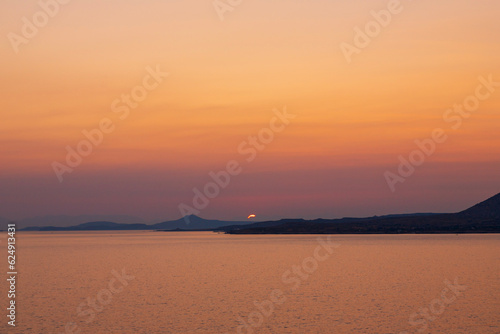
left=3, top=232, right=499, bottom=333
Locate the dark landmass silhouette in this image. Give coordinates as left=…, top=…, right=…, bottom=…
left=5, top=214, right=145, bottom=229
left=14, top=192, right=500, bottom=234
left=225, top=193, right=500, bottom=234
left=20, top=215, right=248, bottom=231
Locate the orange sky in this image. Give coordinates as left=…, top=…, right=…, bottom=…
left=1, top=0, right=499, bottom=222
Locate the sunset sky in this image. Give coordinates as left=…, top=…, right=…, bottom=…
left=1, top=0, right=499, bottom=222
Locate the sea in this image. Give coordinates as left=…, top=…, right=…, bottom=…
left=2, top=231, right=499, bottom=333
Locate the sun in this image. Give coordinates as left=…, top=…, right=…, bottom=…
left=247, top=214, right=256, bottom=219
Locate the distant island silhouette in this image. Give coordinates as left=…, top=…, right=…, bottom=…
left=17, top=192, right=500, bottom=234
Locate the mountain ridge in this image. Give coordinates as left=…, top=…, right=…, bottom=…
left=19, top=215, right=249, bottom=231
left=13, top=192, right=500, bottom=233
left=226, top=192, right=500, bottom=234
left=458, top=193, right=500, bottom=219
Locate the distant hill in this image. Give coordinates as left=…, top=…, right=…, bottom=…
left=458, top=193, right=500, bottom=219
left=21, top=215, right=249, bottom=231
left=216, top=214, right=440, bottom=232
left=17, top=193, right=500, bottom=234
left=225, top=193, right=500, bottom=234
left=152, top=215, right=248, bottom=230
left=14, top=214, right=145, bottom=229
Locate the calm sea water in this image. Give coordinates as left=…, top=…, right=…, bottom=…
left=2, top=232, right=499, bottom=333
